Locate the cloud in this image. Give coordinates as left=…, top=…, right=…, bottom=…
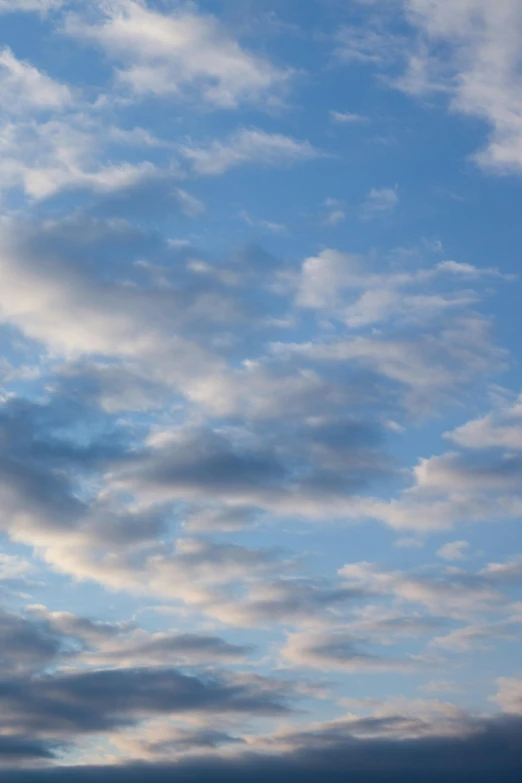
left=361, top=186, right=399, bottom=218
left=0, top=600, right=288, bottom=762
left=436, top=541, right=470, bottom=561
left=1, top=712, right=519, bottom=781
left=208, top=577, right=366, bottom=628
left=0, top=2, right=519, bottom=778
left=431, top=612, right=522, bottom=651
left=0, top=216, right=511, bottom=607
left=339, top=560, right=502, bottom=618
left=0, top=666, right=292, bottom=740
left=0, top=48, right=71, bottom=113
left=25, top=604, right=253, bottom=666
left=82, top=632, right=253, bottom=667
left=0, top=553, right=37, bottom=592
left=447, top=394, right=522, bottom=450
left=272, top=696, right=472, bottom=742
left=0, top=608, right=64, bottom=674
left=0, top=599, right=521, bottom=776
left=0, top=0, right=62, bottom=13
left=0, top=115, right=164, bottom=201
left=239, top=211, right=287, bottom=234
left=335, top=24, right=401, bottom=65
left=179, top=129, right=320, bottom=176
left=108, top=721, right=245, bottom=762
left=0, top=216, right=224, bottom=361
left=492, top=677, right=522, bottom=715
left=402, top=0, right=522, bottom=172
left=330, top=110, right=367, bottom=124
left=282, top=628, right=413, bottom=671
left=292, top=247, right=491, bottom=334
left=367, top=446, right=522, bottom=532
left=65, top=0, right=289, bottom=108
left=321, top=198, right=346, bottom=226
left=351, top=1, right=522, bottom=174
left=275, top=316, right=500, bottom=415
left=0, top=737, right=60, bottom=765
left=480, top=556, right=522, bottom=585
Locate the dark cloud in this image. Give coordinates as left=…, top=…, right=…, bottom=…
left=112, top=418, right=392, bottom=519
left=0, top=666, right=291, bottom=740
left=0, top=714, right=520, bottom=780
left=0, top=610, right=64, bottom=674
left=0, top=736, right=58, bottom=763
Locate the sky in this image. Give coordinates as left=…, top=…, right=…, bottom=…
left=0, top=0, right=521, bottom=779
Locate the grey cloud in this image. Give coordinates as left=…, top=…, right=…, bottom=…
left=432, top=616, right=522, bottom=652
left=0, top=714, right=521, bottom=780
left=0, top=609, right=64, bottom=674
left=121, top=726, right=245, bottom=758
left=339, top=561, right=503, bottom=618
left=109, top=419, right=392, bottom=526
left=0, top=667, right=293, bottom=746
left=0, top=735, right=58, bottom=763
left=274, top=315, right=502, bottom=414
left=5, top=662, right=297, bottom=767
left=481, top=556, right=522, bottom=584
left=210, top=577, right=367, bottom=628
left=0, top=600, right=254, bottom=672
left=0, top=601, right=282, bottom=762
left=26, top=606, right=135, bottom=645
left=182, top=506, right=261, bottom=533
left=282, top=628, right=412, bottom=671
left=116, top=427, right=286, bottom=497
left=83, top=632, right=253, bottom=667
left=367, top=447, right=522, bottom=532
left=0, top=212, right=510, bottom=616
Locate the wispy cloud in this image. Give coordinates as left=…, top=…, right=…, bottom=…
left=65, top=0, right=290, bottom=108
left=179, top=128, right=321, bottom=175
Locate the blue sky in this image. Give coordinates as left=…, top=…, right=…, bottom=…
left=0, top=0, right=521, bottom=779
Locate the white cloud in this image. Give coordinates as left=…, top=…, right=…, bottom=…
left=174, top=188, right=206, bottom=218
left=361, top=186, right=399, bottom=218
left=339, top=560, right=501, bottom=618
left=330, top=110, right=367, bottom=124
left=400, top=0, right=522, bottom=173
left=363, top=446, right=522, bottom=532
left=448, top=395, right=522, bottom=450
left=281, top=628, right=412, bottom=671
left=0, top=0, right=62, bottom=12
left=295, top=249, right=364, bottom=310
left=480, top=557, right=522, bottom=584
left=65, top=0, right=289, bottom=108
left=0, top=217, right=222, bottom=378
left=436, top=541, right=470, bottom=561
left=239, top=211, right=287, bottom=234
left=0, top=552, right=36, bottom=583
left=276, top=316, right=500, bottom=414
left=338, top=2, right=522, bottom=173
left=0, top=114, right=164, bottom=201
left=0, top=48, right=71, bottom=114
left=179, top=128, right=320, bottom=176
left=335, top=24, right=400, bottom=65
left=492, top=677, right=522, bottom=714
left=432, top=611, right=522, bottom=651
